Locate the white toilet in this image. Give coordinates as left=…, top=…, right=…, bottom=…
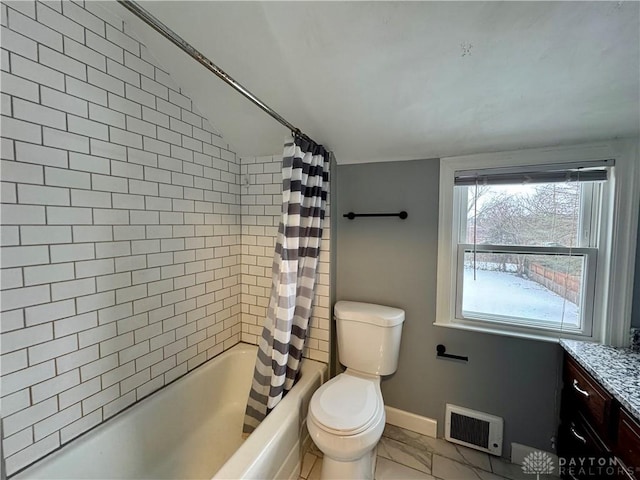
left=307, top=301, right=405, bottom=479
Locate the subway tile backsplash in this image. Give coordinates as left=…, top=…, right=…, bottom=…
left=0, top=0, right=331, bottom=475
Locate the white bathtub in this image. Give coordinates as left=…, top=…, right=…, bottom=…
left=15, top=343, right=327, bottom=480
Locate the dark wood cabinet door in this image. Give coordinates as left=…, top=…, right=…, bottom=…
left=618, top=409, right=640, bottom=479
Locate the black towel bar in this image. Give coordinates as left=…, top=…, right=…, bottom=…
left=343, top=211, right=408, bottom=220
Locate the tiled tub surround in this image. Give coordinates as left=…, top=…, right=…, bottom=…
left=560, top=339, right=640, bottom=421
left=0, top=1, right=243, bottom=474
left=0, top=1, right=334, bottom=474
left=239, top=154, right=331, bottom=364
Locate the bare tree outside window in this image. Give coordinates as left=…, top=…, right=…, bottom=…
left=468, top=183, right=580, bottom=248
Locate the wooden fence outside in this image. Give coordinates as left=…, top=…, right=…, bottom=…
left=525, top=263, right=580, bottom=304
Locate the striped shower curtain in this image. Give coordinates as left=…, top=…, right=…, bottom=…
left=243, top=135, right=330, bottom=434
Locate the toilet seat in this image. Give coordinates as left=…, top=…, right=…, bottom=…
left=309, top=373, right=383, bottom=436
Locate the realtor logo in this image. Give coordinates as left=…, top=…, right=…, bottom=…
left=522, top=451, right=555, bottom=479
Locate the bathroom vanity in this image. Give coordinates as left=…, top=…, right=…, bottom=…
left=559, top=340, right=640, bottom=479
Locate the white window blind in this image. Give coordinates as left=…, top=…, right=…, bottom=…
left=454, top=158, right=614, bottom=186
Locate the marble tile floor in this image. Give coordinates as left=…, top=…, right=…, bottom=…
left=300, top=424, right=558, bottom=480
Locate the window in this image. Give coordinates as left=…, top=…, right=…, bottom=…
left=436, top=142, right=639, bottom=344
left=455, top=165, right=607, bottom=337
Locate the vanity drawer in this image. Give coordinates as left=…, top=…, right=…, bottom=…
left=558, top=411, right=610, bottom=479
left=564, top=354, right=613, bottom=433
left=617, top=408, right=640, bottom=478
left=560, top=411, right=608, bottom=457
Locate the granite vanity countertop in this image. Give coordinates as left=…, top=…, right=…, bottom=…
left=560, top=339, right=640, bottom=422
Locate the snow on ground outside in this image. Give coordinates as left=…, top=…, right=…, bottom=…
left=462, top=267, right=579, bottom=326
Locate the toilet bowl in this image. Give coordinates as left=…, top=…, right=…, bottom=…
left=306, top=301, right=405, bottom=479
left=307, top=371, right=386, bottom=478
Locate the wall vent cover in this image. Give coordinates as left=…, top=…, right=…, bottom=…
left=445, top=404, right=503, bottom=456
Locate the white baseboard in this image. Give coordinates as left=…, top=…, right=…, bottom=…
left=384, top=406, right=437, bottom=438
left=511, top=442, right=559, bottom=476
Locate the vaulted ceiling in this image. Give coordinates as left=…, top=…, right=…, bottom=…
left=116, top=1, right=639, bottom=164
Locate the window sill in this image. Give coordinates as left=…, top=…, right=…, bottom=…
left=433, top=320, right=595, bottom=344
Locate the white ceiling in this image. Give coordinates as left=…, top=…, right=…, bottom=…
left=116, top=1, right=640, bottom=164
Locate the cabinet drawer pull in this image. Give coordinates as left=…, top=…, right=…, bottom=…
left=572, top=379, right=590, bottom=398
left=570, top=423, right=587, bottom=444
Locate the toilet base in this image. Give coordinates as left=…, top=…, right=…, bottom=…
left=320, top=447, right=376, bottom=480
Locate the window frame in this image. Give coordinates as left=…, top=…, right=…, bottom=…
left=435, top=140, right=640, bottom=345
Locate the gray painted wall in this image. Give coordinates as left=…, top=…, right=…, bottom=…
left=335, top=159, right=563, bottom=457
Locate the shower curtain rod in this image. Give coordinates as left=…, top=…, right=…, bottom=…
left=117, top=0, right=318, bottom=146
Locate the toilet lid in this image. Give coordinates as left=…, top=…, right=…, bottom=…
left=309, top=374, right=382, bottom=435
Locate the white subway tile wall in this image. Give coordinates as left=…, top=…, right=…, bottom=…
left=239, top=155, right=331, bottom=363
left=0, top=1, right=246, bottom=474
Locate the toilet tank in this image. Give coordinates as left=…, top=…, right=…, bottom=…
left=334, top=301, right=405, bottom=376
